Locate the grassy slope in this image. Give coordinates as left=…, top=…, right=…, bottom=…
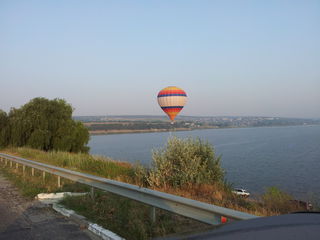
left=0, top=147, right=211, bottom=240
left=0, top=147, right=310, bottom=239
left=1, top=147, right=134, bottom=182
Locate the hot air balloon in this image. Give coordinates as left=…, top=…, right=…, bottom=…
left=157, top=86, right=187, bottom=122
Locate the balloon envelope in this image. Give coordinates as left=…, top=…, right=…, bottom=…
left=157, top=86, right=187, bottom=121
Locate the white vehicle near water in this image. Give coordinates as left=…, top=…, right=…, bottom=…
left=232, top=188, right=250, bottom=197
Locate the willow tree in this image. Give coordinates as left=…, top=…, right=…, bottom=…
left=5, top=97, right=89, bottom=153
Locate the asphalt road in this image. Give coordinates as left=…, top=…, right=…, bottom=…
left=0, top=174, right=97, bottom=240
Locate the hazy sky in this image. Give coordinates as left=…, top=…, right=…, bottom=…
left=1, top=1, right=319, bottom=118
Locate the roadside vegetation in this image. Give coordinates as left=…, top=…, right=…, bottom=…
left=0, top=160, right=90, bottom=198
left=0, top=147, right=211, bottom=240
left=2, top=147, right=134, bottom=182
left=61, top=192, right=211, bottom=240
left=0, top=136, right=313, bottom=239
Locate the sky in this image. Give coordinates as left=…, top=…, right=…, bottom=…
left=1, top=0, right=319, bottom=118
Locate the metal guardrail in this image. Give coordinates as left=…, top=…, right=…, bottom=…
left=0, top=153, right=258, bottom=225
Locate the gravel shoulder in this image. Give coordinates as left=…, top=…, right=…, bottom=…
left=0, top=174, right=98, bottom=240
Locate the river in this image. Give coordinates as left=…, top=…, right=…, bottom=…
left=88, top=125, right=320, bottom=200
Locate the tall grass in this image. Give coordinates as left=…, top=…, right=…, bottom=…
left=3, top=147, right=134, bottom=181
left=0, top=158, right=89, bottom=198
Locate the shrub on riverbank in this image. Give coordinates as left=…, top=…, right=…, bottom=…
left=145, top=136, right=224, bottom=188
left=134, top=136, right=311, bottom=216
left=262, top=186, right=295, bottom=213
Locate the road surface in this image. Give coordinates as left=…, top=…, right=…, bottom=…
left=0, top=174, right=98, bottom=240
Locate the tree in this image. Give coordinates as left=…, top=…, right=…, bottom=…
left=146, top=136, right=224, bottom=188
left=0, top=110, right=9, bottom=147
left=3, top=97, right=90, bottom=153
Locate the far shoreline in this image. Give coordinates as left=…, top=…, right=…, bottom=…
left=88, top=124, right=320, bottom=135
left=89, top=127, right=195, bottom=135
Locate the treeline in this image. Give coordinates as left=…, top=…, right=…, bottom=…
left=88, top=122, right=190, bottom=131
left=0, top=98, right=90, bottom=153
left=205, top=118, right=319, bottom=128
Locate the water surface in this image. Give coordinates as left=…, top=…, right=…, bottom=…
left=89, top=125, right=320, bottom=200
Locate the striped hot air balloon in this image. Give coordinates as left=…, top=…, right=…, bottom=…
left=157, top=86, right=187, bottom=122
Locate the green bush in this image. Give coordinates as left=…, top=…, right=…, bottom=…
left=146, top=136, right=224, bottom=188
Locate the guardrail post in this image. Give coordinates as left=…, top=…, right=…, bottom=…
left=16, top=163, right=19, bottom=169
left=5, top=159, right=7, bottom=166
left=58, top=176, right=61, bottom=188
left=90, top=187, right=95, bottom=200
left=42, top=171, right=46, bottom=181
left=31, top=168, right=34, bottom=176
left=23, top=165, right=26, bottom=176
left=150, top=206, right=156, bottom=223
left=10, top=161, right=12, bottom=168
